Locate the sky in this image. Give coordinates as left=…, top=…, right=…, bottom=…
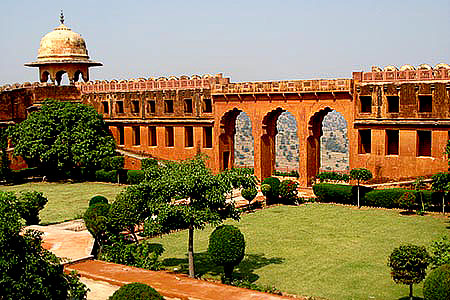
left=1, top=0, right=449, bottom=85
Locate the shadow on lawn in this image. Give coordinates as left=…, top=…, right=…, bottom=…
left=162, top=252, right=284, bottom=281
left=398, top=297, right=423, bottom=300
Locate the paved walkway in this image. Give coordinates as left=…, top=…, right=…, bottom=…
left=66, top=260, right=298, bottom=300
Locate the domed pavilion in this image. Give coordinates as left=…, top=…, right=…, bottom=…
left=25, top=12, right=102, bottom=85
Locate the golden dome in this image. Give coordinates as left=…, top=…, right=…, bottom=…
left=37, top=23, right=89, bottom=62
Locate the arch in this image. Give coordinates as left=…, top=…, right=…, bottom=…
left=219, top=108, right=244, bottom=171
left=234, top=111, right=254, bottom=168
left=55, top=70, right=68, bottom=85
left=74, top=70, right=83, bottom=82
left=320, top=110, right=349, bottom=172
left=40, top=71, right=51, bottom=83
left=275, top=111, right=299, bottom=175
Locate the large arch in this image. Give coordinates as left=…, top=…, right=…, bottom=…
left=234, top=111, right=254, bottom=168
left=320, top=110, right=349, bottom=171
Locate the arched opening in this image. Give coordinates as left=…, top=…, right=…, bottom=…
left=219, top=108, right=253, bottom=171
left=74, top=70, right=84, bottom=83
left=40, top=71, right=51, bottom=83
left=320, top=110, right=349, bottom=172
left=55, top=70, right=70, bottom=85
left=234, top=112, right=254, bottom=168
left=275, top=111, right=299, bottom=176
left=307, top=108, right=349, bottom=183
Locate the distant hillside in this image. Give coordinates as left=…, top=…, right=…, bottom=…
left=234, top=110, right=349, bottom=172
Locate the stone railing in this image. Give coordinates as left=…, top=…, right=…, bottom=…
left=353, top=69, right=450, bottom=83
left=212, top=79, right=352, bottom=94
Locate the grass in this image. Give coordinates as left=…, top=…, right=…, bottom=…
left=0, top=182, right=124, bottom=224
left=150, top=203, right=450, bottom=300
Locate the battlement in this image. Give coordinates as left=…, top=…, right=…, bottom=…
left=75, top=73, right=230, bottom=94
left=0, top=81, right=56, bottom=92
left=212, top=78, right=352, bottom=94
left=353, top=63, right=450, bottom=83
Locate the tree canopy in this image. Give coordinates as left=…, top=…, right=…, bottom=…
left=8, top=100, right=115, bottom=175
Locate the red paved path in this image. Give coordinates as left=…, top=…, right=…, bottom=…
left=66, top=260, right=299, bottom=300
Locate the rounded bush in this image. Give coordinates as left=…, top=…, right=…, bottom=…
left=109, top=282, right=164, bottom=300
left=279, top=180, right=299, bottom=205
left=89, top=195, right=108, bottom=207
left=261, top=177, right=280, bottom=203
left=241, top=186, right=257, bottom=201
left=208, top=225, right=245, bottom=282
left=397, top=191, right=416, bottom=211
left=423, top=264, right=450, bottom=300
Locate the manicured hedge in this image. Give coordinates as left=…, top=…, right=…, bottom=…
left=95, top=169, right=117, bottom=183
left=127, top=170, right=145, bottom=184
left=364, top=188, right=407, bottom=208
left=313, top=183, right=354, bottom=205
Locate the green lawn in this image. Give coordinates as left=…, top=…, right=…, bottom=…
left=150, top=203, right=450, bottom=300
left=0, top=182, right=124, bottom=224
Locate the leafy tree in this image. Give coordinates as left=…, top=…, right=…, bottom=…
left=0, top=128, right=11, bottom=180
left=8, top=100, right=115, bottom=177
left=414, top=176, right=427, bottom=214
left=429, top=236, right=450, bottom=269
left=0, top=191, right=88, bottom=299
left=142, top=155, right=256, bottom=278
left=208, top=225, right=245, bottom=283
left=387, top=244, right=430, bottom=300
left=350, top=168, right=372, bottom=208
left=83, top=203, right=111, bottom=257
left=431, top=172, right=450, bottom=214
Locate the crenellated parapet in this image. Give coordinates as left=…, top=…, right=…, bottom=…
left=353, top=63, right=450, bottom=83
left=76, top=73, right=230, bottom=94
left=0, top=82, right=55, bottom=92
left=211, top=78, right=352, bottom=94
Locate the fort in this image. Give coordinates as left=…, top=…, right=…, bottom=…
left=1, top=16, right=450, bottom=186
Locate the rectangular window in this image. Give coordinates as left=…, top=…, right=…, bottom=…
left=102, top=102, right=109, bottom=114
left=360, top=96, right=372, bottom=113
left=203, top=98, right=212, bottom=113
left=185, top=126, right=194, bottom=147
left=118, top=126, right=124, bottom=145
left=203, top=127, right=213, bottom=148
left=358, top=129, right=371, bottom=154
left=131, top=100, right=140, bottom=114
left=417, top=131, right=431, bottom=156
left=133, top=126, right=140, bottom=146
left=148, top=126, right=157, bottom=146
left=418, top=95, right=432, bottom=112
left=116, top=101, right=124, bottom=114
left=165, top=127, right=174, bottom=147
left=164, top=100, right=174, bottom=113
left=148, top=100, right=156, bottom=114
left=184, top=99, right=193, bottom=114
left=386, top=130, right=399, bottom=155
left=387, top=96, right=399, bottom=113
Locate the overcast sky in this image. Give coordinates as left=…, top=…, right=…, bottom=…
left=1, top=0, right=449, bottom=85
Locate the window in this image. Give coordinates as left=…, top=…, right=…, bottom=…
left=102, top=102, right=109, bottom=114
left=131, top=100, right=140, bottom=114
left=148, top=126, right=157, bottom=146
left=417, top=131, right=431, bottom=156
left=203, top=127, right=212, bottom=148
left=203, top=98, right=212, bottom=113
left=133, top=126, right=140, bottom=146
left=360, top=96, right=372, bottom=113
left=118, top=126, right=124, bottom=145
left=164, top=100, right=174, bottom=113
left=116, top=101, right=124, bottom=114
left=148, top=100, right=156, bottom=114
left=386, top=130, right=399, bottom=155
left=166, top=127, right=174, bottom=147
left=387, top=96, right=399, bottom=113
left=358, top=129, right=371, bottom=154
left=185, top=126, right=194, bottom=147
left=184, top=99, right=193, bottom=114
left=418, top=95, right=432, bottom=112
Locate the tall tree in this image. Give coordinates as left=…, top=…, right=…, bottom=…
left=350, top=168, right=372, bottom=208
left=8, top=100, right=115, bottom=176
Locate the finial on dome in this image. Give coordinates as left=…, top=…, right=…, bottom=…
left=60, top=10, right=64, bottom=24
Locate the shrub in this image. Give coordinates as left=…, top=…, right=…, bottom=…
left=101, top=156, right=124, bottom=171
left=17, top=191, right=48, bottom=225
left=141, top=158, right=158, bottom=171
left=109, top=282, right=164, bottom=300
left=313, top=183, right=354, bottom=204
left=127, top=170, right=145, bottom=184
left=89, top=195, right=108, bottom=207
left=83, top=203, right=110, bottom=257
left=397, top=191, right=416, bottom=211
left=364, top=189, right=408, bottom=208
left=423, top=264, right=450, bottom=300
left=95, top=169, right=117, bottom=183
left=100, top=236, right=164, bottom=271
left=279, top=180, right=299, bottom=205
left=241, top=186, right=257, bottom=201
left=208, top=225, right=245, bottom=283
left=429, top=236, right=450, bottom=269
left=316, top=171, right=350, bottom=183
left=261, top=177, right=280, bottom=204
left=387, top=244, right=430, bottom=299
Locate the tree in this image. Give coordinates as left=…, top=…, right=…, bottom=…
left=414, top=176, right=427, bottom=214
left=387, top=244, right=430, bottom=300
left=350, top=168, right=373, bottom=208
left=0, top=191, right=88, bottom=299
left=8, top=100, right=115, bottom=177
left=0, top=128, right=11, bottom=180
left=208, top=225, right=245, bottom=283
left=83, top=203, right=111, bottom=258
left=431, top=172, right=449, bottom=214
left=142, top=155, right=256, bottom=278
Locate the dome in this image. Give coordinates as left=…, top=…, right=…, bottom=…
left=37, top=23, right=89, bottom=62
